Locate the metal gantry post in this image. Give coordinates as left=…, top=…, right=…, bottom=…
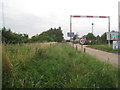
left=70, top=15, right=72, bottom=41
left=70, top=15, right=110, bottom=46
left=108, top=16, right=111, bottom=47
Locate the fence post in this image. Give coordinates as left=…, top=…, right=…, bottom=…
left=76, top=45, right=77, bottom=50
left=81, top=45, right=83, bottom=51
left=84, top=48, right=86, bottom=53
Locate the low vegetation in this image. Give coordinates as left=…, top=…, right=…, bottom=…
left=87, top=44, right=120, bottom=53
left=2, top=43, right=119, bottom=88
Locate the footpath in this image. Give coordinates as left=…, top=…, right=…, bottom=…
left=68, top=43, right=119, bottom=67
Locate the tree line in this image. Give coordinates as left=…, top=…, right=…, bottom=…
left=73, top=32, right=108, bottom=44
left=85, top=33, right=107, bottom=44
left=31, top=27, right=64, bottom=42
left=1, top=26, right=109, bottom=45
left=1, top=27, right=64, bottom=44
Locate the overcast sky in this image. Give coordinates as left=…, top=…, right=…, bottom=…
left=0, top=0, right=120, bottom=39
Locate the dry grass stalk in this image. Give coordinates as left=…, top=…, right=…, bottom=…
left=2, top=47, right=12, bottom=73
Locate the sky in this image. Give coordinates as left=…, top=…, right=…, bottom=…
left=0, top=0, right=120, bottom=39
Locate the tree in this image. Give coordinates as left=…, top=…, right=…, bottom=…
left=86, top=33, right=96, bottom=44
left=1, top=27, right=64, bottom=44
left=86, top=33, right=96, bottom=40
left=54, top=27, right=64, bottom=42
left=31, top=27, right=64, bottom=42
left=73, top=34, right=78, bottom=40
left=100, top=32, right=107, bottom=44
left=1, top=27, right=29, bottom=44
left=96, top=35, right=101, bottom=44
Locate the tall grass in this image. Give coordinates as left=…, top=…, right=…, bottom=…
left=0, top=42, right=2, bottom=89
left=2, top=43, right=119, bottom=88
left=2, top=42, right=56, bottom=88
left=4, top=42, right=56, bottom=66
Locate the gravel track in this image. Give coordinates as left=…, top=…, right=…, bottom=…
left=68, top=43, right=119, bottom=67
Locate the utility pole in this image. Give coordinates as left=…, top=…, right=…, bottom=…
left=92, top=23, right=94, bottom=34
left=70, top=15, right=72, bottom=42
left=2, top=0, right=5, bottom=28
left=118, top=1, right=120, bottom=32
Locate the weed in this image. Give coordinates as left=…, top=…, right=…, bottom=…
left=2, top=43, right=119, bottom=88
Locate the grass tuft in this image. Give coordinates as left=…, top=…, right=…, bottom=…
left=2, top=42, right=119, bottom=88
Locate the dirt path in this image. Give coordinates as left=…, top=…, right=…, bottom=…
left=68, top=43, right=119, bottom=67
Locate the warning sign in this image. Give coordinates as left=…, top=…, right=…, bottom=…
left=113, top=41, right=120, bottom=50
left=113, top=37, right=117, bottom=40
left=106, top=32, right=119, bottom=40
left=79, top=38, right=86, bottom=45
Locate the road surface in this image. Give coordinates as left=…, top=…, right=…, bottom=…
left=68, top=43, right=119, bottom=67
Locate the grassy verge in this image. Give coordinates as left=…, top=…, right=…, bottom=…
left=3, top=43, right=119, bottom=88
left=87, top=44, right=120, bottom=54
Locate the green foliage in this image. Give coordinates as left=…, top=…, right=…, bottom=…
left=30, top=27, right=64, bottom=42
left=96, top=35, right=101, bottom=44
left=3, top=43, right=119, bottom=88
left=1, top=27, right=64, bottom=44
left=100, top=32, right=107, bottom=44
left=85, top=32, right=107, bottom=45
left=86, top=33, right=96, bottom=40
left=73, top=34, right=78, bottom=40
left=85, top=33, right=96, bottom=44
left=88, top=44, right=120, bottom=53
left=1, top=27, right=29, bottom=44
